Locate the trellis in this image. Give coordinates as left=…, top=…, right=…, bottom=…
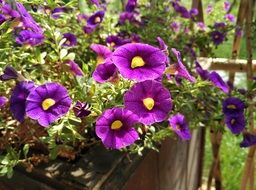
left=191, top=0, right=256, bottom=190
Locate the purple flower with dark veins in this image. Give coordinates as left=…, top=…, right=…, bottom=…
left=73, top=101, right=91, bottom=118
left=124, top=80, right=172, bottom=125
left=62, top=33, right=77, bottom=47
left=240, top=132, right=256, bottom=148
left=112, top=43, right=167, bottom=81
left=10, top=81, right=35, bottom=122
left=224, top=114, right=245, bottom=134
left=211, top=31, right=226, bottom=45
left=222, top=97, right=245, bottom=115
left=92, top=61, right=118, bottom=83
left=168, top=113, right=191, bottom=140
left=95, top=107, right=139, bottom=149
left=26, top=82, right=72, bottom=127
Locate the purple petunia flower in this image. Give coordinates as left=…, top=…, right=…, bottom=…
left=95, top=107, right=139, bottom=149
left=1, top=4, right=20, bottom=19
left=119, top=12, right=137, bottom=25
left=106, top=35, right=130, bottom=48
left=112, top=43, right=167, bottom=82
left=90, top=0, right=100, bottom=7
left=10, top=81, right=35, bottom=122
left=0, top=14, right=6, bottom=24
left=211, top=31, right=226, bottom=45
left=168, top=113, right=191, bottom=140
left=167, top=48, right=196, bottom=83
left=16, top=30, right=44, bottom=46
left=240, top=133, right=256, bottom=148
left=64, top=60, right=84, bottom=76
left=170, top=21, right=181, bottom=33
left=51, top=7, right=67, bottom=19
left=208, top=71, right=229, bottom=93
left=189, top=8, right=198, bottom=18
left=224, top=1, right=231, bottom=12
left=224, top=114, right=245, bottom=134
left=62, top=33, right=77, bottom=47
left=196, top=22, right=206, bottom=31
left=0, top=96, right=7, bottom=108
left=195, top=61, right=210, bottom=80
left=222, top=97, right=245, bottom=115
left=73, top=101, right=91, bottom=118
left=130, top=33, right=141, bottom=43
left=92, top=61, right=118, bottom=83
left=124, top=80, right=172, bottom=125
left=214, top=22, right=226, bottom=29
left=26, top=82, right=72, bottom=127
left=206, top=4, right=213, bottom=14
left=171, top=1, right=190, bottom=18
left=87, top=10, right=105, bottom=26
left=235, top=27, right=242, bottom=37
left=0, top=66, right=20, bottom=81
left=125, top=0, right=137, bottom=12
left=224, top=13, right=235, bottom=22
left=83, top=24, right=97, bottom=34
left=90, top=43, right=112, bottom=65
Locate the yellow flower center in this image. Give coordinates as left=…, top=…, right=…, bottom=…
left=143, top=98, right=155, bottom=110
left=110, top=42, right=116, bottom=47
left=42, top=98, right=56, bottom=111
left=131, top=56, right=145, bottom=69
left=231, top=119, right=236, bottom=124
left=176, top=124, right=182, bottom=131
left=96, top=56, right=105, bottom=65
left=94, top=16, right=101, bottom=23
left=227, top=104, right=236, bottom=109
left=111, top=120, right=123, bottom=130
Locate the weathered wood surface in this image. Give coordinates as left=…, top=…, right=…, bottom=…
left=0, top=129, right=203, bottom=190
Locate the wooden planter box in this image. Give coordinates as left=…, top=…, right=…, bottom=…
left=0, top=129, right=204, bottom=190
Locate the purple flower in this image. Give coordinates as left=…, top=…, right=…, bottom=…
left=90, top=43, right=112, bottom=64
left=92, top=61, right=118, bottom=83
left=168, top=113, right=191, bottom=140
left=130, top=33, right=141, bottom=43
left=224, top=1, right=231, bottom=12
left=171, top=1, right=190, bottom=18
left=119, top=12, right=137, bottom=25
left=206, top=4, right=213, bottom=14
left=224, top=13, right=235, bottom=22
left=222, top=97, right=245, bottom=115
left=170, top=21, right=181, bottom=33
left=238, top=88, right=247, bottom=95
left=73, top=101, right=91, bottom=118
left=10, top=81, right=35, bottom=122
left=83, top=24, right=97, bottom=34
left=0, top=66, right=20, bottom=81
left=26, top=82, right=72, bottom=127
left=62, top=33, right=77, bottom=47
left=90, top=0, right=100, bottom=7
left=16, top=30, right=44, bottom=46
left=125, top=0, right=137, bottom=12
left=16, top=2, right=43, bottom=33
left=240, top=133, right=256, bottom=148
left=64, top=60, right=84, bottom=76
left=112, top=43, right=167, bottom=82
left=0, top=14, right=6, bottom=24
left=95, top=107, right=139, bottom=149
left=1, top=4, right=19, bottom=19
left=189, top=8, right=198, bottom=18
left=51, top=7, right=67, bottom=19
left=211, top=31, right=226, bottom=45
left=87, top=10, right=105, bottom=26
left=224, top=114, right=245, bottom=134
left=0, top=96, right=7, bottom=108
left=124, top=80, right=172, bottom=125
left=166, top=48, right=196, bottom=83
left=235, top=27, right=242, bottom=37
left=196, top=22, right=206, bottom=31
left=214, top=22, right=226, bottom=29
left=208, top=71, right=229, bottom=93
left=195, top=61, right=210, bottom=80
left=106, top=35, right=130, bottom=48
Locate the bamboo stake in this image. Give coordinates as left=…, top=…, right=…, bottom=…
left=240, top=0, right=255, bottom=189
left=229, top=0, right=248, bottom=83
